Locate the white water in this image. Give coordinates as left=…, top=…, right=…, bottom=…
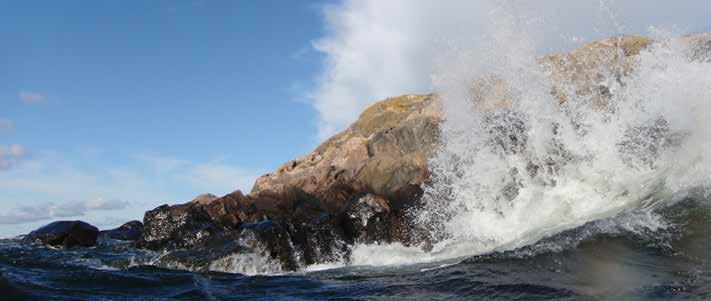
left=200, top=6, right=711, bottom=275
left=342, top=15, right=711, bottom=267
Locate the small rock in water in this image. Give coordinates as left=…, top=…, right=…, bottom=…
left=23, top=221, right=99, bottom=248
left=99, top=221, right=144, bottom=241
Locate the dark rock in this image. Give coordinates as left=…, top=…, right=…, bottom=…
left=239, top=220, right=298, bottom=270
left=202, top=191, right=245, bottom=228
left=137, top=202, right=217, bottom=250
left=137, top=192, right=249, bottom=250
left=155, top=229, right=246, bottom=272
left=23, top=221, right=99, bottom=248
left=283, top=214, right=349, bottom=266
left=99, top=221, right=143, bottom=241
left=341, top=193, right=391, bottom=244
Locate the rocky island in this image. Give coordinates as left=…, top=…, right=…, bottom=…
left=22, top=32, right=711, bottom=273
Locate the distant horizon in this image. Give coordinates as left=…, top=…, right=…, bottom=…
left=3, top=0, right=711, bottom=237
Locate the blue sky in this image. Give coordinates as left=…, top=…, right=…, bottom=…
left=1, top=0, right=330, bottom=235
left=2, top=0, right=711, bottom=237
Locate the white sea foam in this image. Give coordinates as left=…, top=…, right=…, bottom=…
left=208, top=252, right=284, bottom=276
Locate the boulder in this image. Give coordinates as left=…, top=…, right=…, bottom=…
left=138, top=192, right=254, bottom=250
left=23, top=221, right=99, bottom=248
left=99, top=221, right=144, bottom=241
left=137, top=201, right=218, bottom=250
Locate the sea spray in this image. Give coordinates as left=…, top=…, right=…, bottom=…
left=346, top=16, right=711, bottom=268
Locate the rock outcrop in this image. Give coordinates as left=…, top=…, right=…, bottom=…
left=252, top=94, right=441, bottom=211
left=99, top=221, right=144, bottom=241
left=23, top=221, right=99, bottom=248
left=137, top=33, right=711, bottom=271
left=137, top=95, right=443, bottom=270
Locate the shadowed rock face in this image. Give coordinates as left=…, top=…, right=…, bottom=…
left=23, top=221, right=99, bottom=248
left=137, top=33, right=711, bottom=271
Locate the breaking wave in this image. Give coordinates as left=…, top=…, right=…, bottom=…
left=345, top=9, right=711, bottom=268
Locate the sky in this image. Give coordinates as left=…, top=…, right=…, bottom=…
left=2, top=0, right=711, bottom=237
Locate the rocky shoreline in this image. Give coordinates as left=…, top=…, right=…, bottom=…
left=20, top=33, right=711, bottom=272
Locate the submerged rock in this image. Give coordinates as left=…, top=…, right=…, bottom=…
left=99, top=221, right=144, bottom=241
left=23, top=221, right=99, bottom=248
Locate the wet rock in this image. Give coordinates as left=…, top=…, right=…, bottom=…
left=239, top=220, right=298, bottom=270
left=23, top=221, right=99, bottom=248
left=137, top=200, right=219, bottom=250
left=285, top=214, right=349, bottom=266
left=99, top=221, right=143, bottom=241
left=341, top=193, right=391, bottom=243
left=155, top=230, right=246, bottom=272
left=618, top=117, right=689, bottom=168
left=137, top=192, right=252, bottom=251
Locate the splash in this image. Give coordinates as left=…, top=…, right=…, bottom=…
left=346, top=11, right=711, bottom=267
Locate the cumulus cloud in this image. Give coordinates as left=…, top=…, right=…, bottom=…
left=18, top=90, right=45, bottom=103
left=0, top=118, right=13, bottom=130
left=0, top=199, right=130, bottom=225
left=0, top=144, right=29, bottom=170
left=311, top=0, right=711, bottom=139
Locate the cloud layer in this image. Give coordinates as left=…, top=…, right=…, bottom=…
left=0, top=199, right=130, bottom=225
left=310, top=0, right=711, bottom=139
left=0, top=151, right=262, bottom=234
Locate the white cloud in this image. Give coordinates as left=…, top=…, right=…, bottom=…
left=0, top=151, right=263, bottom=236
left=0, top=199, right=130, bottom=225
left=310, top=0, right=711, bottom=139
left=0, top=118, right=13, bottom=130
left=18, top=90, right=45, bottom=104
left=0, top=144, right=29, bottom=170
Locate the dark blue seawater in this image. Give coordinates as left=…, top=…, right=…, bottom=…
left=2, top=198, right=711, bottom=300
